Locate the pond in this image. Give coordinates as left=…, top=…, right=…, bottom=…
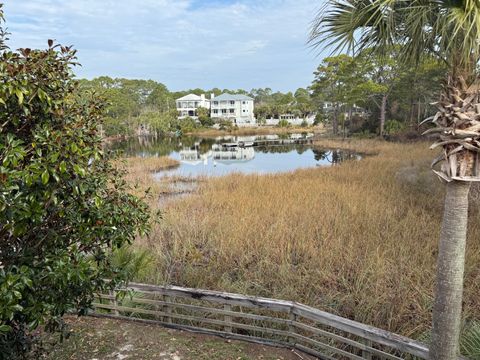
left=110, top=133, right=361, bottom=177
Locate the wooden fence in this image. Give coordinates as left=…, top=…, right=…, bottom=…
left=91, top=282, right=462, bottom=360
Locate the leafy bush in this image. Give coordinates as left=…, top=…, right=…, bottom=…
left=0, top=9, right=150, bottom=358
left=313, top=113, right=324, bottom=126
left=136, top=111, right=178, bottom=135
left=384, top=119, right=406, bottom=135
left=109, top=246, right=154, bottom=283
left=277, top=119, right=290, bottom=128
left=217, top=119, right=234, bottom=131
left=179, top=116, right=198, bottom=133
left=197, top=107, right=213, bottom=127
left=301, top=120, right=308, bottom=127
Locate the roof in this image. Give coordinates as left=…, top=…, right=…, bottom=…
left=212, top=93, right=254, bottom=102
left=176, top=94, right=204, bottom=101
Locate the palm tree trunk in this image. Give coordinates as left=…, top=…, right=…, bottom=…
left=379, top=94, right=387, bottom=137
left=430, top=181, right=471, bottom=360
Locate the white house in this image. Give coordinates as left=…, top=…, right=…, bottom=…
left=210, top=94, right=255, bottom=125
left=176, top=94, right=210, bottom=119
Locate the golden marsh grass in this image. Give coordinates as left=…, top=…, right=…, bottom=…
left=127, top=139, right=480, bottom=338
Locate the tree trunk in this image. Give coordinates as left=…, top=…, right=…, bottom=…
left=379, top=94, right=387, bottom=137
left=332, top=103, right=339, bottom=135
left=430, top=181, right=471, bottom=360
left=344, top=107, right=352, bottom=140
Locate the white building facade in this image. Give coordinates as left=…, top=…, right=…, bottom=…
left=210, top=94, right=255, bottom=125
left=176, top=94, right=210, bottom=119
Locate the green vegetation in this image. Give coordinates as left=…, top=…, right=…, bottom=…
left=0, top=9, right=150, bottom=359
left=252, top=87, right=314, bottom=121
left=310, top=51, right=446, bottom=137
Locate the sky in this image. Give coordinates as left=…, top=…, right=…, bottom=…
left=3, top=0, right=327, bottom=92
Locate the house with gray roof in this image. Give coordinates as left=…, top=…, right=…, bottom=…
left=210, top=94, right=255, bottom=125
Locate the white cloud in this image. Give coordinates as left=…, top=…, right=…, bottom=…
left=2, top=0, right=327, bottom=91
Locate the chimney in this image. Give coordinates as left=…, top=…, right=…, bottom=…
left=200, top=94, right=205, bottom=101
left=211, top=93, right=215, bottom=100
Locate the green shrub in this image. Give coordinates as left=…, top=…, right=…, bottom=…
left=461, top=322, right=480, bottom=359
left=197, top=107, right=213, bottom=127
left=313, top=112, right=325, bottom=126
left=0, top=8, right=150, bottom=358
left=384, top=119, right=406, bottom=135
left=217, top=119, right=234, bottom=131
left=278, top=119, right=290, bottom=128
left=179, top=116, right=198, bottom=133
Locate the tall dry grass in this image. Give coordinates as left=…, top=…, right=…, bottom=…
left=130, top=140, right=480, bottom=338
left=120, top=156, right=180, bottom=198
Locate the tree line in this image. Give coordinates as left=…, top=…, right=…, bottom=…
left=78, top=77, right=319, bottom=136
left=311, top=49, right=447, bottom=137
left=80, top=52, right=447, bottom=138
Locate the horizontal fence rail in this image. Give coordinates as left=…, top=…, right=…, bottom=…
left=90, top=282, right=464, bottom=360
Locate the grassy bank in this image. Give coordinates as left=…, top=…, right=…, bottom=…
left=126, top=139, right=480, bottom=338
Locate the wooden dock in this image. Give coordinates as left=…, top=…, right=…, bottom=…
left=252, top=138, right=313, bottom=147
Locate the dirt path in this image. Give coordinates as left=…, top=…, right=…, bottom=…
left=45, top=316, right=315, bottom=360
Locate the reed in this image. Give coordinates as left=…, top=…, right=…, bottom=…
left=127, top=139, right=480, bottom=338
left=119, top=156, right=181, bottom=198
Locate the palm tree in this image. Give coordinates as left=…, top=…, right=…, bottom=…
left=309, top=2, right=480, bottom=359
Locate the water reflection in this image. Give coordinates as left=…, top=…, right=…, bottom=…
left=109, top=133, right=360, bottom=177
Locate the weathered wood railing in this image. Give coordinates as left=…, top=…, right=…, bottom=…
left=91, top=282, right=448, bottom=360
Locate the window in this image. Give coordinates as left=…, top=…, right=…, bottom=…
left=242, top=101, right=246, bottom=104
left=243, top=109, right=246, bottom=113
left=230, top=101, right=235, bottom=105
left=214, top=101, right=218, bottom=105
left=221, top=109, right=227, bottom=114
left=229, top=109, right=235, bottom=113
left=213, top=109, right=218, bottom=114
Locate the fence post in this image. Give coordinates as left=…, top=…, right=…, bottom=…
left=362, top=339, right=373, bottom=360
left=288, top=306, right=297, bottom=345
left=111, top=290, right=119, bottom=316
left=164, top=295, right=173, bottom=324
left=224, top=304, right=232, bottom=333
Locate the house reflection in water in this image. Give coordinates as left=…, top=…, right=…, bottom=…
left=179, top=143, right=255, bottom=167
left=211, top=144, right=255, bottom=163
left=179, top=143, right=210, bottom=166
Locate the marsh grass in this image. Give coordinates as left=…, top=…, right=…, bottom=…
left=126, top=140, right=480, bottom=338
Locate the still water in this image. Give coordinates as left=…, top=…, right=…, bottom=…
left=111, top=133, right=360, bottom=177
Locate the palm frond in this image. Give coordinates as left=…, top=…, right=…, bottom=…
left=461, top=321, right=480, bottom=358
left=310, top=0, right=480, bottom=72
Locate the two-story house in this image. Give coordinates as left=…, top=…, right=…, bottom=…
left=210, top=94, right=255, bottom=125
left=176, top=94, right=210, bottom=119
